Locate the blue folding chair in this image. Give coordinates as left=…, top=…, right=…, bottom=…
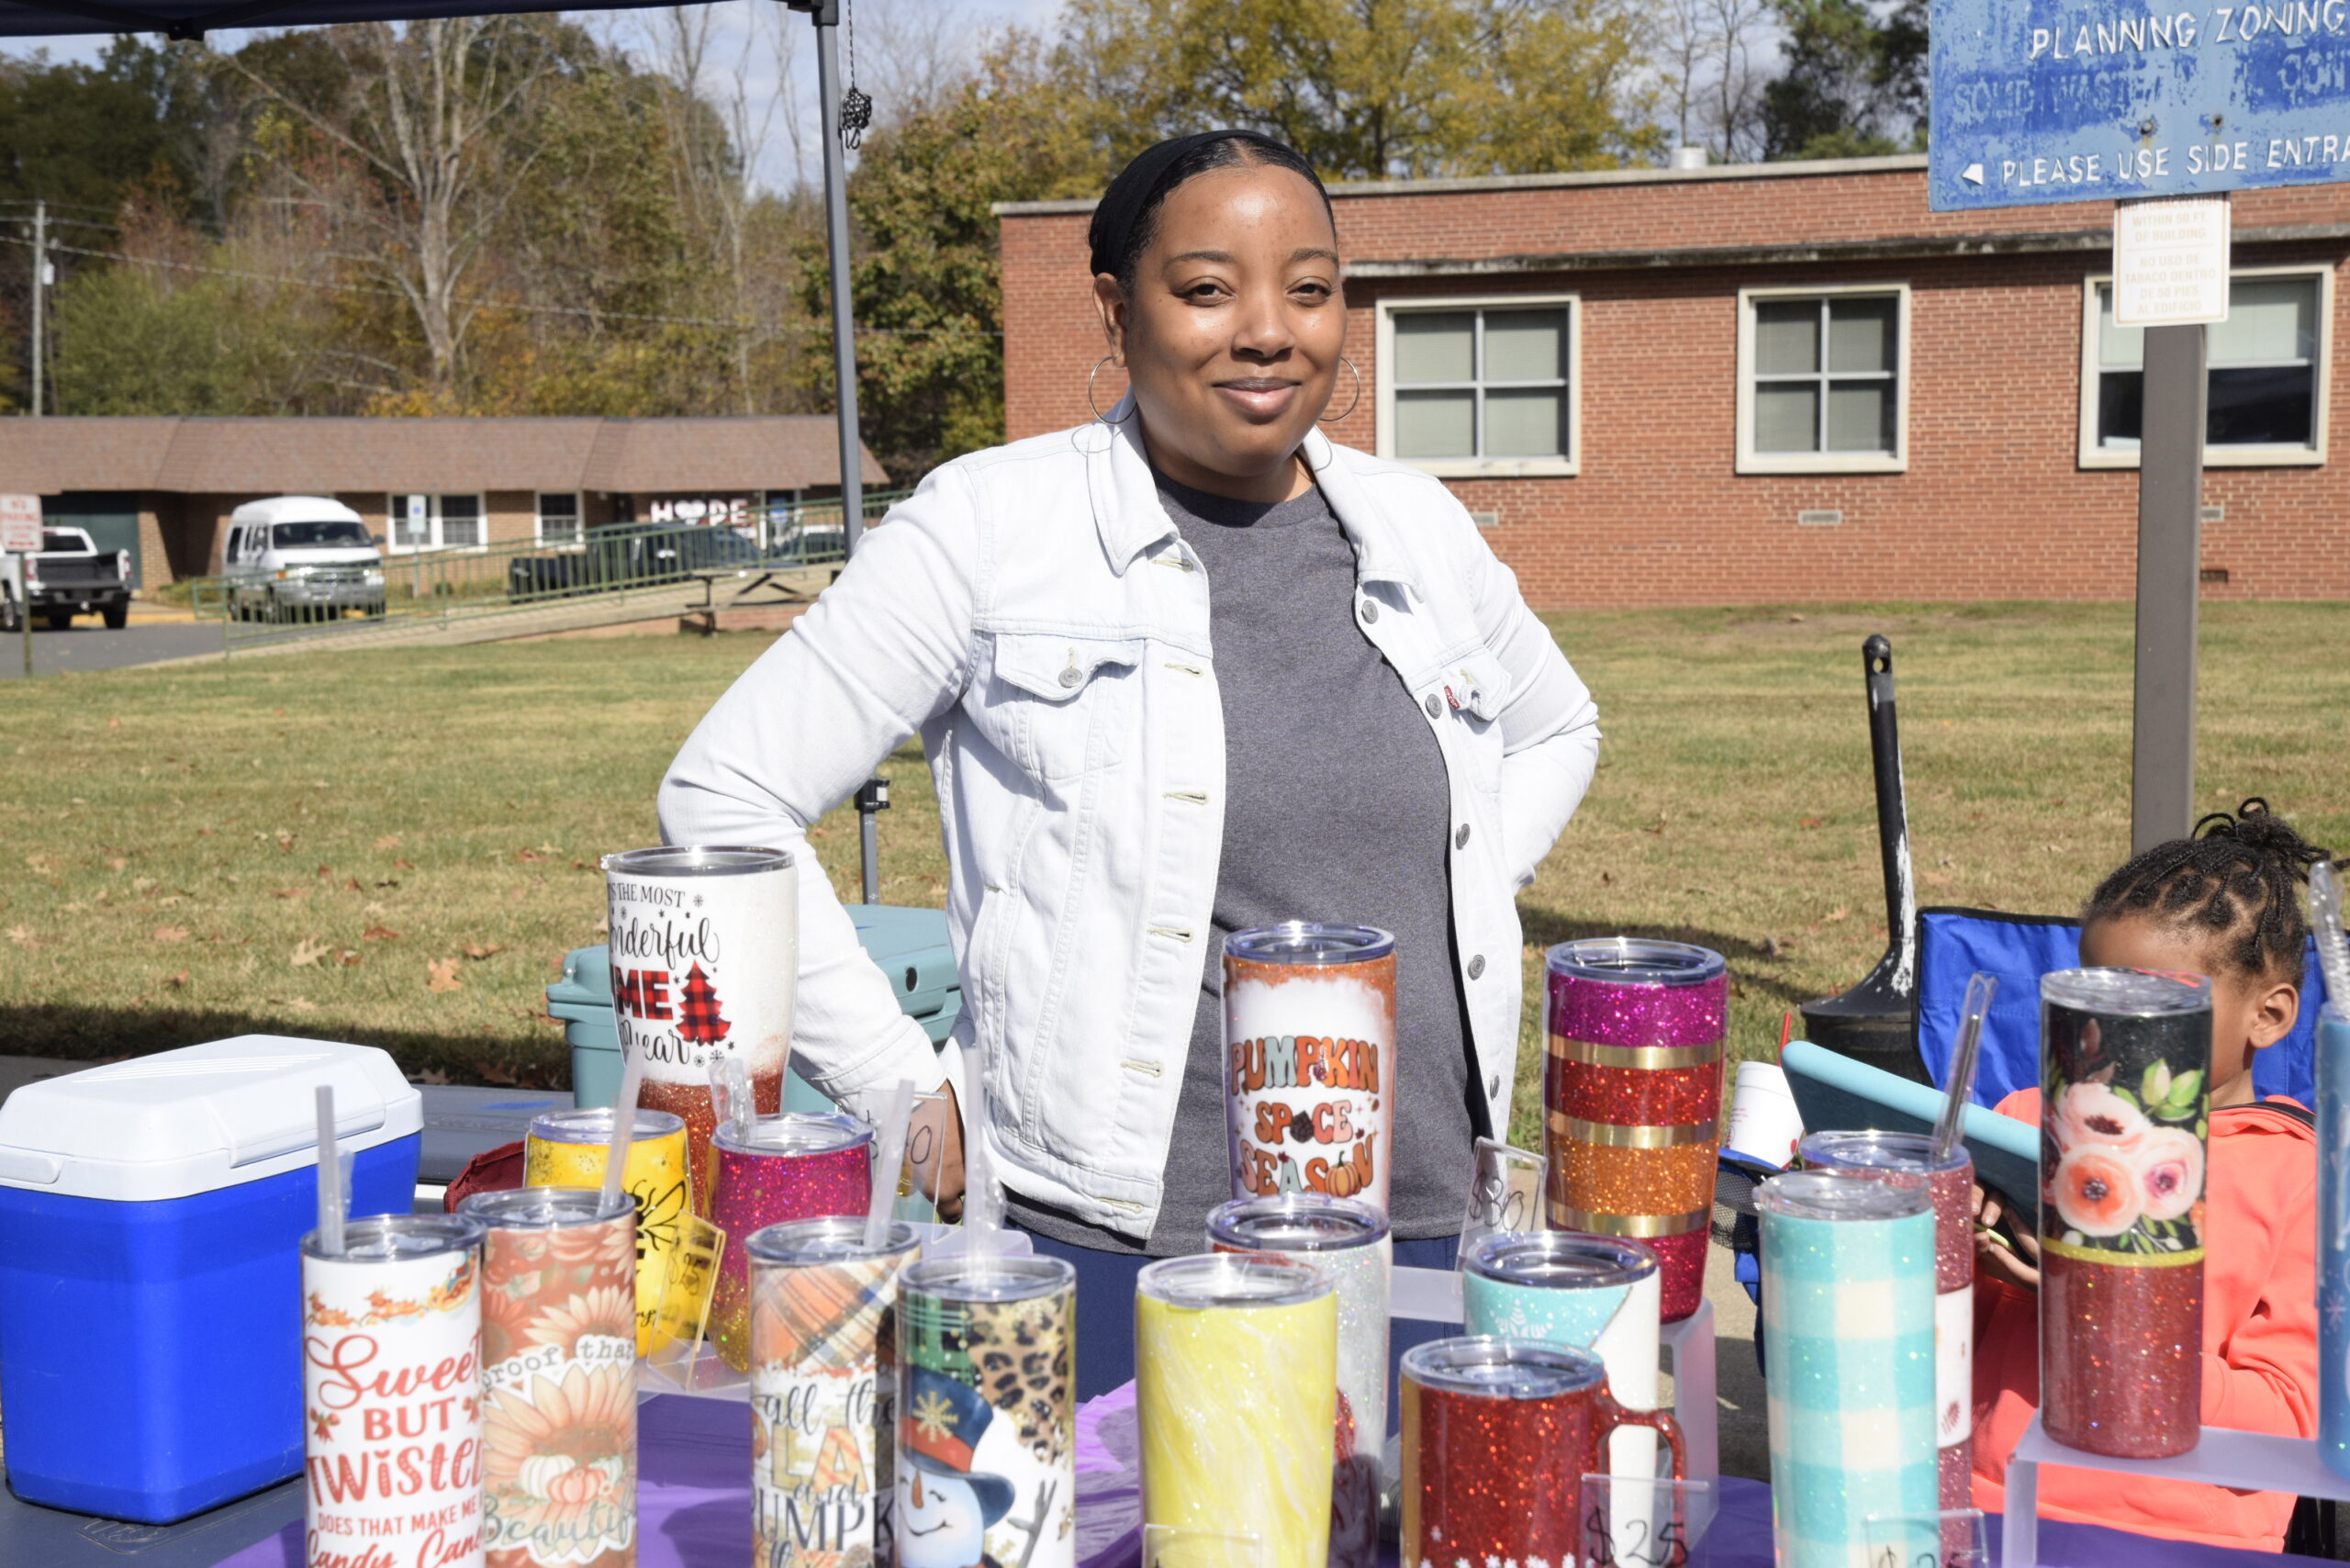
left=1911, top=907, right=2329, bottom=1106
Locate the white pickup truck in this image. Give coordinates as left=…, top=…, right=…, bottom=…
left=0, top=526, right=132, bottom=632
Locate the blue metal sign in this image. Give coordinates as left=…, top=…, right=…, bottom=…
left=1931, top=0, right=2350, bottom=208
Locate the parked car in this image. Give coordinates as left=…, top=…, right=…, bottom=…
left=0, top=527, right=132, bottom=631
left=222, top=497, right=386, bottom=622
left=506, top=523, right=769, bottom=600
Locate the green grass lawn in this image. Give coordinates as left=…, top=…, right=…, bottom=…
left=3, top=602, right=2344, bottom=1149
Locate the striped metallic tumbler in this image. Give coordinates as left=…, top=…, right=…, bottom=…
left=1543, top=938, right=1727, bottom=1320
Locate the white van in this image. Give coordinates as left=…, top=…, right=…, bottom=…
left=222, top=497, right=386, bottom=622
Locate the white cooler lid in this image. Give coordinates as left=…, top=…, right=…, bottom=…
left=0, top=1036, right=423, bottom=1202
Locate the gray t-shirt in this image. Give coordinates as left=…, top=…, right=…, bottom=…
left=1006, top=474, right=1479, bottom=1255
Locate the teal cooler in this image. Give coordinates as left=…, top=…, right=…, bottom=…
left=0, top=1037, right=421, bottom=1522
left=550, top=903, right=959, bottom=1108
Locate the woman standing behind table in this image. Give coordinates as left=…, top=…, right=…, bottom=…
left=658, top=129, right=1601, bottom=1400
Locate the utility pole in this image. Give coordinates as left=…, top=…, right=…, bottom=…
left=30, top=199, right=45, bottom=418
left=784, top=0, right=888, bottom=905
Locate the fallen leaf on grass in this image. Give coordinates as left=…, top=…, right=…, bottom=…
left=290, top=937, right=331, bottom=968
left=315, top=864, right=332, bottom=879
left=426, top=958, right=463, bottom=993
left=362, top=924, right=400, bottom=942
left=106, top=717, right=121, bottom=728
left=1821, top=906, right=1850, bottom=924
left=473, top=1060, right=522, bottom=1087
left=511, top=847, right=546, bottom=863
left=7, top=926, right=39, bottom=949
left=464, top=942, right=505, bottom=960
left=1797, top=815, right=1824, bottom=830
left=268, top=996, right=320, bottom=1014
left=107, top=857, right=128, bottom=871
left=393, top=858, right=414, bottom=871
left=271, top=888, right=311, bottom=901
left=274, top=830, right=295, bottom=854
left=375, top=834, right=403, bottom=851
left=152, top=925, right=189, bottom=944
left=24, top=855, right=54, bottom=874
left=343, top=878, right=361, bottom=891
left=417, top=1068, right=451, bottom=1086
left=163, top=970, right=188, bottom=988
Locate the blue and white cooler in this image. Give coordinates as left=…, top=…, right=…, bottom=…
left=0, top=1036, right=421, bottom=1522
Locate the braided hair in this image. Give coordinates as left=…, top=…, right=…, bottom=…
left=2084, top=798, right=2334, bottom=985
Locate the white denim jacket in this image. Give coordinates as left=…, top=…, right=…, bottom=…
left=658, top=404, right=1601, bottom=1240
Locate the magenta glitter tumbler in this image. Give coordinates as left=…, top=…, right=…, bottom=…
left=1545, top=939, right=1728, bottom=1322
left=706, top=1112, right=872, bottom=1372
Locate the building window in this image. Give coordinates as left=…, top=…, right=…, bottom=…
left=386, top=494, right=487, bottom=553
left=2081, top=270, right=2330, bottom=467
left=1375, top=296, right=1579, bottom=476
left=537, top=492, right=582, bottom=547
left=1737, top=286, right=1909, bottom=474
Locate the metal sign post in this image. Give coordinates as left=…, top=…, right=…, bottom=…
left=1927, top=0, right=2349, bottom=847
left=786, top=0, right=887, bottom=905
left=2, top=494, right=40, bottom=678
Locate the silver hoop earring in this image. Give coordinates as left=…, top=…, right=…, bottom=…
left=1088, top=356, right=1136, bottom=424
left=1318, top=356, right=1363, bottom=424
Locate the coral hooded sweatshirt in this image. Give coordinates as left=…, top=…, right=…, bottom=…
left=1970, top=1087, right=2318, bottom=1551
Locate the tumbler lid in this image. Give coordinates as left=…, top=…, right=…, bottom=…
left=528, top=1106, right=685, bottom=1147
left=1225, top=923, right=1395, bottom=965
left=304, top=1211, right=485, bottom=1262
left=458, top=1185, right=635, bottom=1229
left=714, top=1111, right=872, bottom=1159
left=1206, top=1193, right=1390, bottom=1252
left=1796, top=1128, right=1968, bottom=1178
left=1545, top=937, right=1725, bottom=986
left=1463, top=1229, right=1655, bottom=1289
left=1752, top=1167, right=1929, bottom=1222
left=1136, top=1250, right=1330, bottom=1309
left=2041, top=967, right=2212, bottom=1015
left=601, top=845, right=792, bottom=876
left=1402, top=1336, right=1605, bottom=1399
left=746, top=1215, right=923, bottom=1266
left=901, top=1252, right=1076, bottom=1305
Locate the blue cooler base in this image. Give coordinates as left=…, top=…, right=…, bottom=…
left=0, top=1132, right=420, bottom=1524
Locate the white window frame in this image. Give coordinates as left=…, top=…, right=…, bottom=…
left=2076, top=264, right=2333, bottom=469
left=1736, top=283, right=1911, bottom=475
left=1374, top=293, right=1582, bottom=478
left=534, top=491, right=584, bottom=549
left=383, top=493, right=490, bottom=554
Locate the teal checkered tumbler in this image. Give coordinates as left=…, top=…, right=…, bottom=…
left=1758, top=1169, right=1940, bottom=1568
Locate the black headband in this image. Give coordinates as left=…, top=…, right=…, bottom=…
left=1087, top=129, right=1296, bottom=280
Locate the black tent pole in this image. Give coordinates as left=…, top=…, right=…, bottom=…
left=788, top=0, right=885, bottom=905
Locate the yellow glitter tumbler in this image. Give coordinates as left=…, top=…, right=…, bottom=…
left=524, top=1106, right=690, bottom=1356
left=1136, top=1252, right=1337, bottom=1568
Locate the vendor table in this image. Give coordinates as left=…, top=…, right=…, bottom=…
left=178, top=1390, right=2332, bottom=1568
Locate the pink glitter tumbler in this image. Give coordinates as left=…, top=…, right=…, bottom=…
left=705, top=1112, right=872, bottom=1372
left=1545, top=939, right=1728, bottom=1321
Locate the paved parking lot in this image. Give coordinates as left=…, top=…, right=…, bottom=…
left=0, top=622, right=226, bottom=678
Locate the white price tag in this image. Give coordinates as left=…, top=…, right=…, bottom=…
left=1581, top=1473, right=1715, bottom=1568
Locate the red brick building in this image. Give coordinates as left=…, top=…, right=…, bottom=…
left=998, top=153, right=2350, bottom=605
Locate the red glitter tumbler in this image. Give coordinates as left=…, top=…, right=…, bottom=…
left=2039, top=968, right=2212, bottom=1460
left=1544, top=939, right=1728, bottom=1321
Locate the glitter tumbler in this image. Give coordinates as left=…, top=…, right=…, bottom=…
left=1757, top=1169, right=1936, bottom=1568
left=2322, top=1003, right=2350, bottom=1479
left=898, top=1256, right=1078, bottom=1568
left=1401, top=1337, right=1684, bottom=1568
left=706, top=1114, right=873, bottom=1373
left=603, top=846, right=797, bottom=1211
left=2040, top=968, right=2211, bottom=1460
left=461, top=1188, right=639, bottom=1568
left=1208, top=1195, right=1389, bottom=1568
left=1459, top=1231, right=1662, bottom=1530
left=302, top=1214, right=487, bottom=1568
left=1137, top=1252, right=1338, bottom=1568
left=1544, top=939, right=1728, bottom=1321
left=524, top=1108, right=689, bottom=1356
left=1797, top=1131, right=1975, bottom=1524
left=747, top=1216, right=923, bottom=1568
left=1225, top=924, right=1396, bottom=1212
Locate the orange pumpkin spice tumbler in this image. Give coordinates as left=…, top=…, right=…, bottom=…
left=1224, top=924, right=1397, bottom=1214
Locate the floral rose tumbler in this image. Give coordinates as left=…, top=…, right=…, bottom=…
left=460, top=1187, right=640, bottom=1568
left=2040, top=967, right=2212, bottom=1459
left=1544, top=938, right=1727, bottom=1320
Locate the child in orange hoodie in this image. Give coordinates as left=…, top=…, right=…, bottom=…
left=1970, top=799, right=2329, bottom=1551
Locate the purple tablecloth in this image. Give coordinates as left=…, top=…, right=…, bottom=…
left=215, top=1384, right=2322, bottom=1568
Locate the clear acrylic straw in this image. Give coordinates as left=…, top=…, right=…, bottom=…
left=2312, top=861, right=2350, bottom=1006
left=1933, top=971, right=1998, bottom=1162
left=864, top=1078, right=915, bottom=1251
left=601, top=1050, right=643, bottom=1213
left=315, top=1084, right=344, bottom=1256
left=962, top=1047, right=1003, bottom=1254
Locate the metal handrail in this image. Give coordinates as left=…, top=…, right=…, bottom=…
left=185, top=493, right=908, bottom=650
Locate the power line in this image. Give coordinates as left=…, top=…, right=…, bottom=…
left=0, top=230, right=1001, bottom=338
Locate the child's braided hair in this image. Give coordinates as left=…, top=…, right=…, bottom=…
left=2084, top=798, right=2333, bottom=985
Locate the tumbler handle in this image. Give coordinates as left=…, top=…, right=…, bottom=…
left=1595, top=1394, right=1687, bottom=1482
